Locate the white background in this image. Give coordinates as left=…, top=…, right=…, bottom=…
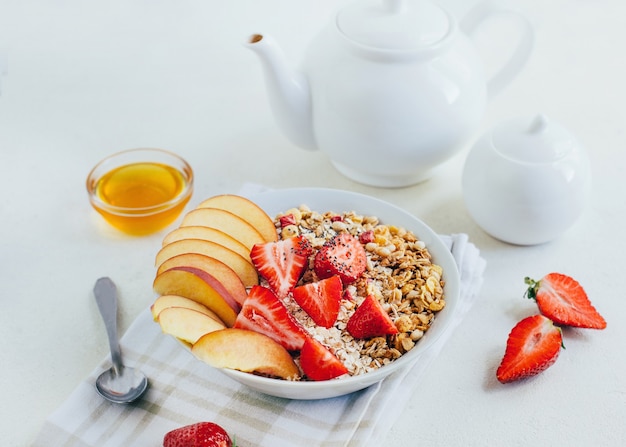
left=1, top=0, right=625, bottom=445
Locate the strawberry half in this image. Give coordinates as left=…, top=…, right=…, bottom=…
left=250, top=235, right=312, bottom=298
left=300, top=337, right=349, bottom=381
left=525, top=273, right=607, bottom=329
left=496, top=314, right=563, bottom=384
left=163, top=421, right=232, bottom=447
left=234, top=285, right=308, bottom=351
left=314, top=232, right=367, bottom=284
left=346, top=294, right=398, bottom=339
left=292, top=275, right=343, bottom=328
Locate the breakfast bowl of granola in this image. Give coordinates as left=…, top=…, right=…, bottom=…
left=152, top=188, right=460, bottom=400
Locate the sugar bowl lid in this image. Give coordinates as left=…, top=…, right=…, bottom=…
left=336, top=0, right=451, bottom=50
left=492, top=114, right=579, bottom=164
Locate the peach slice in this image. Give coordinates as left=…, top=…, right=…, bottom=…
left=180, top=208, right=265, bottom=250
left=161, top=226, right=250, bottom=261
left=196, top=194, right=278, bottom=243
left=153, top=267, right=239, bottom=327
left=155, top=239, right=258, bottom=287
left=157, top=253, right=247, bottom=306
left=192, top=328, right=300, bottom=380
left=150, top=294, right=223, bottom=324
left=158, top=307, right=226, bottom=345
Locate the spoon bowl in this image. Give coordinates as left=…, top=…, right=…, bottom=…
left=93, top=277, right=148, bottom=403
left=95, top=366, right=149, bottom=404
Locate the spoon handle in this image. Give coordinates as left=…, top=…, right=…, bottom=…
left=93, top=277, right=123, bottom=374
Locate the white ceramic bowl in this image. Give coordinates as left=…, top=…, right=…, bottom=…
left=197, top=188, right=460, bottom=400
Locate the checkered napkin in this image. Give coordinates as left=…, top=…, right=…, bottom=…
left=33, top=236, right=485, bottom=446
left=33, top=208, right=485, bottom=447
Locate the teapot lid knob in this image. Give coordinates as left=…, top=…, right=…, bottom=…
left=336, top=0, right=452, bottom=51
left=526, top=113, right=550, bottom=134
left=385, top=0, right=408, bottom=14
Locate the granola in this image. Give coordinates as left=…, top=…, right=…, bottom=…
left=274, top=205, right=446, bottom=377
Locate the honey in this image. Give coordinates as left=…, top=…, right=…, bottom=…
left=87, top=150, right=193, bottom=236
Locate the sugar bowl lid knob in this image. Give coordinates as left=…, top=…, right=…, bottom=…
left=491, top=113, right=579, bottom=164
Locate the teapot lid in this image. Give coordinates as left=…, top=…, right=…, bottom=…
left=492, top=114, right=579, bottom=163
left=336, top=0, right=451, bottom=50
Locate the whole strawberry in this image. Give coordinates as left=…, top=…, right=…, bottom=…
left=163, top=422, right=233, bottom=447
left=525, top=273, right=606, bottom=329
left=497, top=314, right=563, bottom=383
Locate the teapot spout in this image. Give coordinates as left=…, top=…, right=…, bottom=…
left=246, top=34, right=317, bottom=150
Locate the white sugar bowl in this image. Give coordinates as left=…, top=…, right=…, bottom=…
left=462, top=114, right=591, bottom=245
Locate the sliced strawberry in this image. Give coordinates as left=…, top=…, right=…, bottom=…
left=525, top=273, right=607, bottom=329
left=314, top=232, right=367, bottom=284
left=250, top=235, right=312, bottom=298
left=292, top=275, right=343, bottom=328
left=163, top=421, right=232, bottom=447
left=346, top=294, right=398, bottom=339
left=234, top=285, right=308, bottom=351
left=300, top=337, right=349, bottom=381
left=496, top=314, right=563, bottom=383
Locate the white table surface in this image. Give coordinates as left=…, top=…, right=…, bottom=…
left=1, top=0, right=625, bottom=445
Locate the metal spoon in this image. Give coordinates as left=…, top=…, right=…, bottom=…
left=93, top=277, right=148, bottom=403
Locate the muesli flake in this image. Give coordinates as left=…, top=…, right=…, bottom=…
left=274, top=205, right=446, bottom=377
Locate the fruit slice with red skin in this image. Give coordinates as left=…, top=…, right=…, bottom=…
left=192, top=328, right=300, bottom=380
left=153, top=267, right=239, bottom=327
left=233, top=285, right=309, bottom=351
left=166, top=266, right=241, bottom=313
left=180, top=207, right=265, bottom=250
left=346, top=294, right=399, bottom=339
left=163, top=421, right=232, bottom=447
left=250, top=235, right=312, bottom=298
left=525, top=273, right=607, bottom=329
left=161, top=225, right=250, bottom=261
left=314, top=232, right=367, bottom=284
left=151, top=294, right=223, bottom=323
left=155, top=238, right=258, bottom=287
left=300, top=337, right=349, bottom=381
left=157, top=253, right=248, bottom=307
left=496, top=314, right=563, bottom=383
left=292, top=275, right=343, bottom=328
left=196, top=194, right=279, bottom=243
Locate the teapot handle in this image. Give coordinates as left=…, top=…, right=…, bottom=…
left=460, top=1, right=534, bottom=100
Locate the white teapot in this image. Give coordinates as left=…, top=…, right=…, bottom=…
left=247, top=0, right=534, bottom=187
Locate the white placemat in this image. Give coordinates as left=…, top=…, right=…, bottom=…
left=33, top=191, right=485, bottom=447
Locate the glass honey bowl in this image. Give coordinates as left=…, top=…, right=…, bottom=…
left=86, top=148, right=194, bottom=236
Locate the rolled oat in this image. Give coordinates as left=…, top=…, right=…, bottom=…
left=274, top=205, right=446, bottom=377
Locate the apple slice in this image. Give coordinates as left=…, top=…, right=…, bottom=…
left=153, top=267, right=239, bottom=327
left=196, top=194, right=278, bottom=243
left=161, top=226, right=250, bottom=261
left=157, top=253, right=247, bottom=306
left=192, top=328, right=300, bottom=380
left=155, top=239, right=258, bottom=287
left=150, top=294, right=223, bottom=324
left=180, top=208, right=265, bottom=250
left=158, top=306, right=226, bottom=345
